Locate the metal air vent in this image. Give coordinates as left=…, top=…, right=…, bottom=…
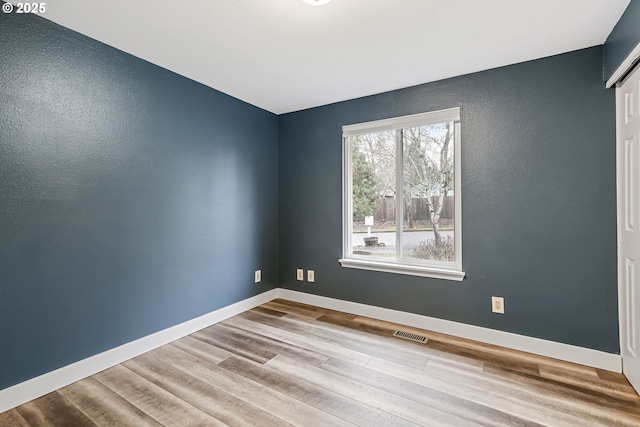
left=393, top=330, right=427, bottom=343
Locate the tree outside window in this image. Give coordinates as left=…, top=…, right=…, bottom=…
left=341, top=108, right=463, bottom=280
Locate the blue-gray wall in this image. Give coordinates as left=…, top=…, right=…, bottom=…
left=278, top=46, right=618, bottom=353
left=0, top=3, right=625, bottom=393
left=604, top=0, right=640, bottom=81
left=0, top=11, right=278, bottom=389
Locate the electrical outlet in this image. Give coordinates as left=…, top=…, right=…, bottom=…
left=307, top=270, right=315, bottom=283
left=254, top=270, right=261, bottom=283
left=296, top=269, right=304, bottom=281
left=492, top=296, right=504, bottom=314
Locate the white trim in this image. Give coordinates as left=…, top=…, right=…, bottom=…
left=616, top=74, right=626, bottom=383
left=343, top=107, right=460, bottom=136
left=453, top=121, right=462, bottom=270
left=339, top=258, right=465, bottom=281
left=1, top=287, right=622, bottom=413
left=606, top=41, right=640, bottom=88
left=395, top=128, right=404, bottom=260
left=277, top=289, right=622, bottom=372
left=342, top=107, right=463, bottom=279
left=0, top=289, right=278, bottom=414
left=342, top=135, right=352, bottom=262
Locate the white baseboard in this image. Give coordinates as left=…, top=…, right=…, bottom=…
left=1, top=286, right=622, bottom=414
left=277, top=289, right=622, bottom=373
left=0, top=289, right=279, bottom=414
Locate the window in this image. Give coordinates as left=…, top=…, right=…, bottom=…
left=339, top=108, right=464, bottom=281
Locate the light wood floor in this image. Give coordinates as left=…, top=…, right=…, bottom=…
left=2, top=299, right=639, bottom=426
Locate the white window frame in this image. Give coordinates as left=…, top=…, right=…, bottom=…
left=339, top=107, right=465, bottom=281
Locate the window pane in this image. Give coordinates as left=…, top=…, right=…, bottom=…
left=351, top=131, right=396, bottom=258
left=402, top=123, right=455, bottom=262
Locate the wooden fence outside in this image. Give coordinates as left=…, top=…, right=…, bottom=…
left=375, top=196, right=454, bottom=222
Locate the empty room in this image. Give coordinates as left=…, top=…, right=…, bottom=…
left=2, top=0, right=640, bottom=425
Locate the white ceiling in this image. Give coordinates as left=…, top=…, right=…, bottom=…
left=29, top=0, right=630, bottom=114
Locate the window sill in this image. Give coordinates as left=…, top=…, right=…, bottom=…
left=338, top=258, right=465, bottom=281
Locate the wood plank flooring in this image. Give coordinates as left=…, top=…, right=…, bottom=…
left=2, top=299, right=639, bottom=426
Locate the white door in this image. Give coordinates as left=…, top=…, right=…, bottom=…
left=617, top=63, right=640, bottom=394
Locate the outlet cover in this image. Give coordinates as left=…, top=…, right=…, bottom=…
left=296, top=269, right=304, bottom=281
left=254, top=270, right=261, bottom=283
left=307, top=270, right=315, bottom=283
left=492, top=296, right=504, bottom=314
